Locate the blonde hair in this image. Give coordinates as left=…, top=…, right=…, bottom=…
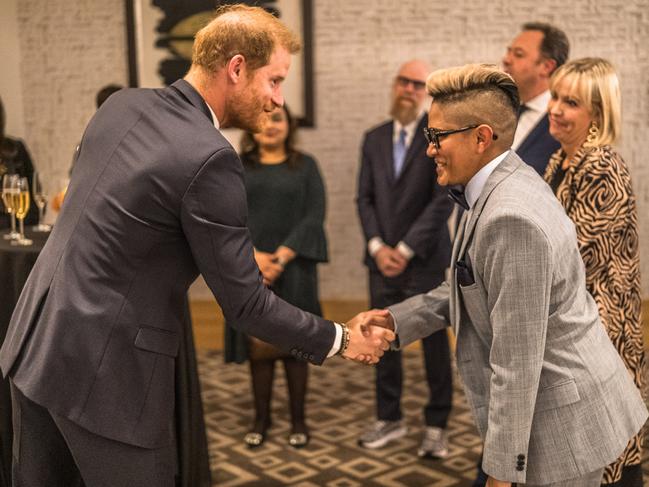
left=192, top=4, right=300, bottom=74
left=426, top=64, right=520, bottom=146
left=549, top=57, right=621, bottom=147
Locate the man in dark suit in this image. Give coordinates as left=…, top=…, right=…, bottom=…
left=503, top=22, right=569, bottom=175
left=0, top=6, right=393, bottom=486
left=356, top=60, right=454, bottom=457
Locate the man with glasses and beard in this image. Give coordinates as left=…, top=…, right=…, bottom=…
left=356, top=60, right=454, bottom=458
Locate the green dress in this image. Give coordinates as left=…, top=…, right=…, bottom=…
left=224, top=152, right=328, bottom=363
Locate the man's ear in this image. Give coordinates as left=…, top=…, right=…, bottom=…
left=540, top=57, right=557, bottom=79
left=227, top=55, right=246, bottom=84
left=475, top=125, right=495, bottom=154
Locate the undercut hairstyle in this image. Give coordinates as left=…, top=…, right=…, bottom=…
left=426, top=64, right=519, bottom=146
left=522, top=22, right=570, bottom=72
left=550, top=57, right=621, bottom=146
left=192, top=4, right=300, bottom=74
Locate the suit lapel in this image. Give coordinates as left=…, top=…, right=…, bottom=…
left=450, top=210, right=467, bottom=334
left=380, top=122, right=397, bottom=186
left=458, top=152, right=521, bottom=260
left=451, top=152, right=523, bottom=334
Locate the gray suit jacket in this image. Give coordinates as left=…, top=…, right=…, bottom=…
left=390, top=151, right=647, bottom=484
left=0, top=80, right=335, bottom=449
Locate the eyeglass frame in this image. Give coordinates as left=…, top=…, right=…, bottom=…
left=422, top=124, right=498, bottom=150
left=395, top=75, right=426, bottom=91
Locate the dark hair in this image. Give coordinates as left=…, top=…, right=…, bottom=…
left=522, top=22, right=570, bottom=72
left=95, top=84, right=123, bottom=109
left=240, top=104, right=300, bottom=168
left=0, top=96, right=18, bottom=161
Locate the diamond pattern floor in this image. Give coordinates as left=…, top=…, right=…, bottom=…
left=197, top=349, right=649, bottom=486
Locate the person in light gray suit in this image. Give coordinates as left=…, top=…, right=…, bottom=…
left=376, top=64, right=648, bottom=487
left=0, top=6, right=393, bottom=487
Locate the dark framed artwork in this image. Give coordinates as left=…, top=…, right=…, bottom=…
left=125, top=0, right=314, bottom=126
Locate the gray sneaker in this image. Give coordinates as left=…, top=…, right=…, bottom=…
left=417, top=426, right=449, bottom=459
left=357, top=420, right=408, bottom=449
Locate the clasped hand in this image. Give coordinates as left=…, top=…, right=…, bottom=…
left=254, top=247, right=295, bottom=286
left=375, top=246, right=407, bottom=277
left=342, top=310, right=396, bottom=365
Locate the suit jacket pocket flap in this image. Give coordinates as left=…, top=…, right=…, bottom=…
left=134, top=327, right=179, bottom=357
left=535, top=379, right=580, bottom=413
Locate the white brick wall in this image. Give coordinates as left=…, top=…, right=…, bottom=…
left=11, top=0, right=649, bottom=300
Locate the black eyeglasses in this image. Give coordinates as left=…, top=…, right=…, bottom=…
left=396, top=75, right=426, bottom=91
left=422, top=125, right=498, bottom=150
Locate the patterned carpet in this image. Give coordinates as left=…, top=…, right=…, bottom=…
left=197, top=349, right=649, bottom=487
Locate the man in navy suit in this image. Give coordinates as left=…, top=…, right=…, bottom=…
left=503, top=22, right=569, bottom=175
left=356, top=60, right=454, bottom=458
left=0, top=6, right=394, bottom=486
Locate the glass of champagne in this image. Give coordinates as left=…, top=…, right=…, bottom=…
left=2, top=173, right=20, bottom=240
left=11, top=177, right=33, bottom=246
left=32, top=171, right=51, bottom=232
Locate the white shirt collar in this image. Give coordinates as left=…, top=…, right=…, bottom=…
left=205, top=102, right=220, bottom=130
left=464, top=150, right=510, bottom=208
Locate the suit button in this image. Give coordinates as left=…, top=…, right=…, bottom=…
left=516, top=465, right=524, bottom=471
left=517, top=460, right=525, bottom=466
left=291, top=349, right=297, bottom=356
left=308, top=354, right=314, bottom=361
left=517, top=454, right=525, bottom=460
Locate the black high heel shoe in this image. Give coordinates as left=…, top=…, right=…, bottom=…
left=244, top=431, right=266, bottom=448
left=244, top=420, right=271, bottom=448
left=288, top=424, right=310, bottom=448
left=288, top=432, right=309, bottom=448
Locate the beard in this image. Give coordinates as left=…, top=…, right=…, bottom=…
left=225, top=85, right=267, bottom=133
left=390, top=96, right=420, bottom=125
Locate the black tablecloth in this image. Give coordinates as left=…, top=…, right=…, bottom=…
left=0, top=229, right=211, bottom=487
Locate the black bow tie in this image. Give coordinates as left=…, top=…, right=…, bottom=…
left=447, top=187, right=469, bottom=210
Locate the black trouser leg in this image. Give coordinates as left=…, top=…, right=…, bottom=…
left=10, top=381, right=85, bottom=487
left=422, top=329, right=453, bottom=428
left=375, top=349, right=403, bottom=421
left=248, top=359, right=275, bottom=432
left=11, top=381, right=175, bottom=487
left=282, top=358, right=308, bottom=433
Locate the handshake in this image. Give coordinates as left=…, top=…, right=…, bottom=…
left=339, top=310, right=396, bottom=365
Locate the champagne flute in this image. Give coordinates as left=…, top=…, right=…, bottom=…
left=11, top=177, right=33, bottom=246
left=32, top=171, right=51, bottom=232
left=2, top=173, right=20, bottom=240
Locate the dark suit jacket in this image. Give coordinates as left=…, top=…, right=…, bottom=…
left=515, top=114, right=560, bottom=176
left=0, top=80, right=335, bottom=449
left=356, top=116, right=452, bottom=288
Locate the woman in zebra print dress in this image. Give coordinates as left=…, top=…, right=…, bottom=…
left=544, top=57, right=645, bottom=487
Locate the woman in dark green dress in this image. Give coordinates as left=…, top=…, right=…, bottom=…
left=224, top=105, right=327, bottom=449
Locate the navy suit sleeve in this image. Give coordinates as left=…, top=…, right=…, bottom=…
left=180, top=147, right=335, bottom=365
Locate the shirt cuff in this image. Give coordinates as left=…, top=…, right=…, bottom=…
left=327, top=322, right=343, bottom=358
left=368, top=237, right=386, bottom=257
left=396, top=241, right=415, bottom=261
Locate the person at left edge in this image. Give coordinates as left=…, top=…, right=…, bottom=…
left=0, top=5, right=394, bottom=487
